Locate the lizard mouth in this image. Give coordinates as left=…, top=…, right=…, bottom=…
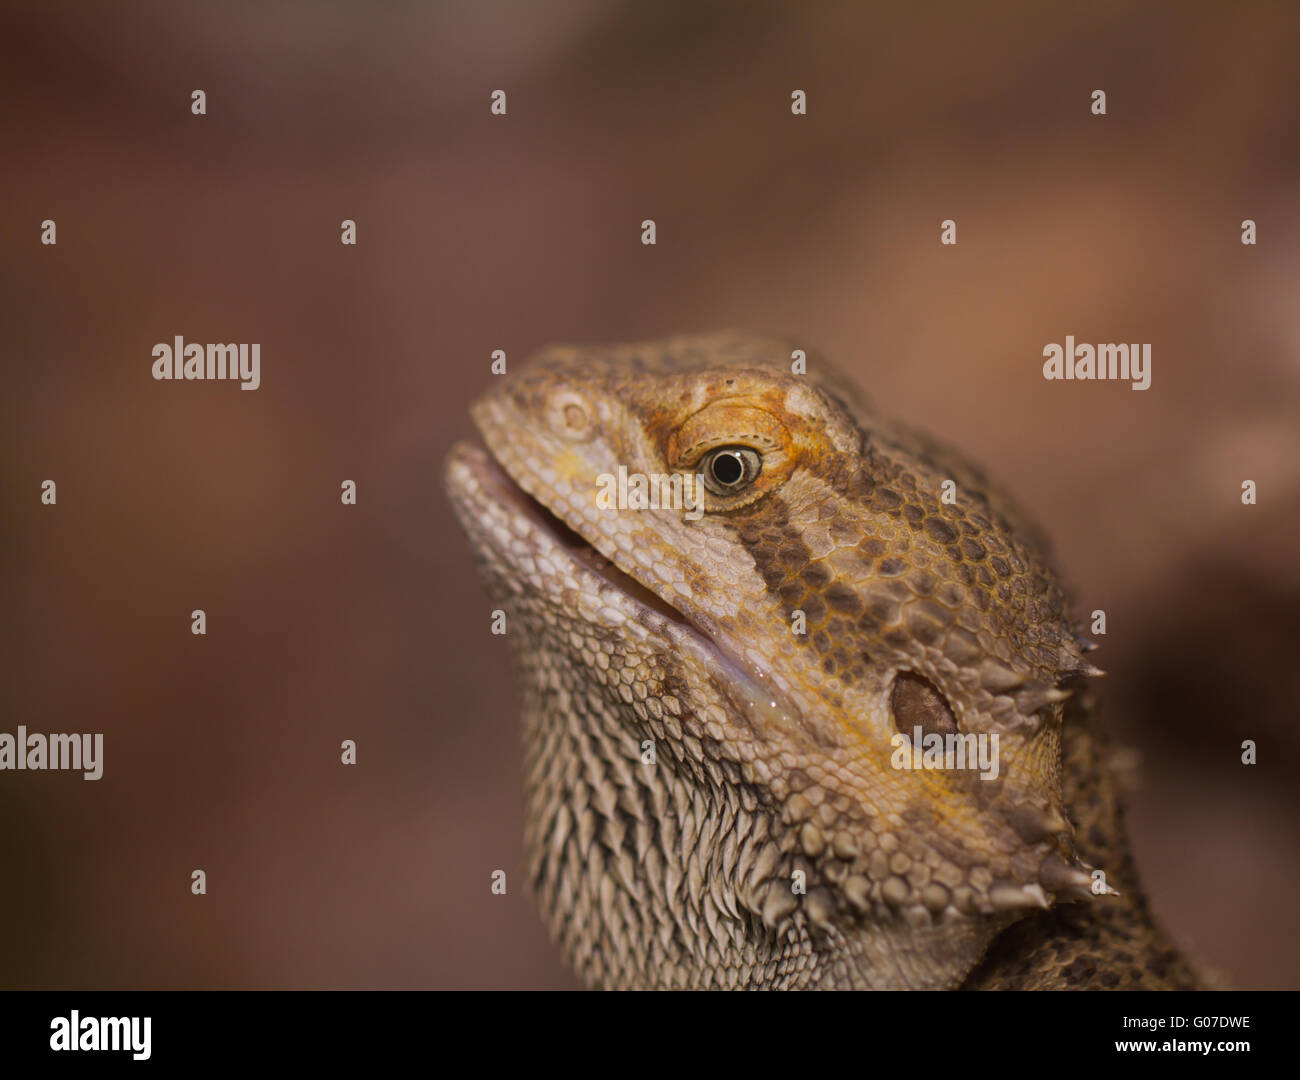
left=446, top=441, right=698, bottom=632
left=479, top=445, right=694, bottom=627
left=446, top=439, right=816, bottom=745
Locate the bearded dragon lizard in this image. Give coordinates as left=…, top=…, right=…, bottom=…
left=444, top=333, right=1200, bottom=989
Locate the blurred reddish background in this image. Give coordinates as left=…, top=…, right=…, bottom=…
left=2, top=0, right=1297, bottom=988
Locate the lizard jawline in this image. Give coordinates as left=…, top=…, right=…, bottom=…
left=452, top=441, right=808, bottom=739
left=475, top=444, right=694, bottom=628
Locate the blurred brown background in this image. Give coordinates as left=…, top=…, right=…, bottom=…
left=2, top=0, right=1298, bottom=989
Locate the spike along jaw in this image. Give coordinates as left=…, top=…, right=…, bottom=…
left=462, top=340, right=1100, bottom=986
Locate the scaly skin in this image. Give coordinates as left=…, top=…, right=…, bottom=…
left=444, top=333, right=1200, bottom=989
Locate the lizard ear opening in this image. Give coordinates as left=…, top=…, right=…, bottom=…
left=891, top=672, right=958, bottom=738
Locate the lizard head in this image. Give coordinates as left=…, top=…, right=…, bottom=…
left=446, top=333, right=1105, bottom=988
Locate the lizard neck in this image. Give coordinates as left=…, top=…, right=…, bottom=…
left=518, top=667, right=1010, bottom=989
left=806, top=920, right=1012, bottom=989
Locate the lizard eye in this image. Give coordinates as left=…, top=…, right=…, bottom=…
left=701, top=446, right=762, bottom=495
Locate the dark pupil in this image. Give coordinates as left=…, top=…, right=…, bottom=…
left=710, top=451, right=745, bottom=486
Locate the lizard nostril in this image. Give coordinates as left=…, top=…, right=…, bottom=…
left=891, top=671, right=958, bottom=738
left=548, top=391, right=594, bottom=441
